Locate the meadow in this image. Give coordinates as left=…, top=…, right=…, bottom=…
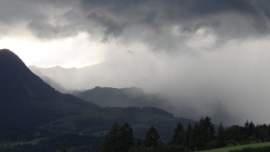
left=200, top=142, right=270, bottom=152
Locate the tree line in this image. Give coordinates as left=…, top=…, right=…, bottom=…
left=101, top=117, right=270, bottom=152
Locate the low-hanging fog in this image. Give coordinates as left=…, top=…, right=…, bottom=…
left=33, top=36, right=270, bottom=125
left=2, top=0, right=270, bottom=124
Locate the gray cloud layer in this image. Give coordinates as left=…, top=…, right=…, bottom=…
left=3, top=0, right=270, bottom=124
left=81, top=0, right=270, bottom=37
left=2, top=0, right=270, bottom=40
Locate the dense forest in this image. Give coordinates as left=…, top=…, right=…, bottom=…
left=100, top=117, right=270, bottom=152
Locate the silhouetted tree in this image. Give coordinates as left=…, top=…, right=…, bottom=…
left=245, top=121, right=255, bottom=138
left=144, top=126, right=160, bottom=147
left=255, top=124, right=269, bottom=142
left=185, top=124, right=193, bottom=149
left=192, top=117, right=215, bottom=149
left=101, top=123, right=134, bottom=152
left=217, top=123, right=225, bottom=147
left=170, top=123, right=185, bottom=146
left=120, top=123, right=134, bottom=151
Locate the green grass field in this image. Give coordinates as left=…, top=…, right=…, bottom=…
left=199, top=142, right=270, bottom=152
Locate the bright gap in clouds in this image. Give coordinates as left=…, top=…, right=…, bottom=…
left=0, top=32, right=105, bottom=68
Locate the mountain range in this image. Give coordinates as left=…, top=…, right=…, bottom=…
left=75, top=86, right=168, bottom=108
left=31, top=66, right=177, bottom=115
left=0, top=49, right=191, bottom=145
left=30, top=64, right=118, bottom=92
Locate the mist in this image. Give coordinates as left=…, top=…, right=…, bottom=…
left=32, top=34, right=270, bottom=125
left=1, top=0, right=270, bottom=124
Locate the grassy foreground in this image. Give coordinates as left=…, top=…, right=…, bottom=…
left=199, top=142, right=270, bottom=152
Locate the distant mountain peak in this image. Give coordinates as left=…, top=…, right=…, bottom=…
left=0, top=49, right=54, bottom=98
left=0, top=48, right=18, bottom=58
left=0, top=48, right=12, bottom=53
left=0, top=49, right=26, bottom=69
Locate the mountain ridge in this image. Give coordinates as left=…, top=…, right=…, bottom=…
left=0, top=49, right=192, bottom=143
left=0, top=49, right=100, bottom=137
left=76, top=86, right=167, bottom=108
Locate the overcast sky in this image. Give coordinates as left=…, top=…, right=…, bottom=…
left=2, top=0, right=270, bottom=124
left=1, top=0, right=270, bottom=67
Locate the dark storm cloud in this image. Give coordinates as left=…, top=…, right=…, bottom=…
left=1, top=0, right=270, bottom=40
left=80, top=0, right=270, bottom=38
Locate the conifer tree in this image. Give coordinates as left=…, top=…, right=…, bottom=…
left=171, top=123, right=185, bottom=146
left=144, top=126, right=160, bottom=147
